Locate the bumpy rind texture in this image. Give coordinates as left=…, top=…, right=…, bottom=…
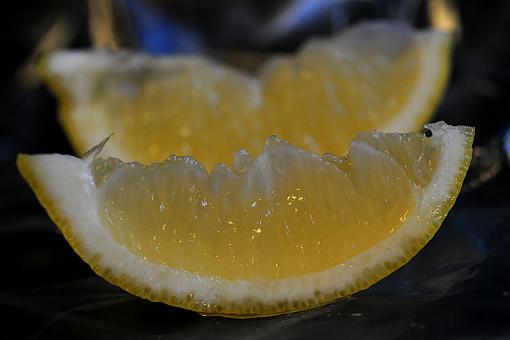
left=17, top=122, right=473, bottom=317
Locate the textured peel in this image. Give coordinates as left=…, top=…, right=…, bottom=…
left=17, top=122, right=473, bottom=317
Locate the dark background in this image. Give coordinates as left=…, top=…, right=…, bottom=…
left=1, top=1, right=510, bottom=339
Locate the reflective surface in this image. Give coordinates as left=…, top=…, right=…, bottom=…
left=2, top=168, right=510, bottom=338
left=2, top=0, right=510, bottom=338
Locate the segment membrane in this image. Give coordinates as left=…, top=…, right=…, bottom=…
left=93, top=133, right=439, bottom=280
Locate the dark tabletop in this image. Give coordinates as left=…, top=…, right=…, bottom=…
left=1, top=1, right=510, bottom=339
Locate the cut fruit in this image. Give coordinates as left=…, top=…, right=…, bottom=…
left=41, top=21, right=452, bottom=169
left=17, top=122, right=473, bottom=317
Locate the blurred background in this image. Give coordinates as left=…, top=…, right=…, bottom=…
left=1, top=0, right=510, bottom=339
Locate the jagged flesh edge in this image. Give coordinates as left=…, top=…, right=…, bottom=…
left=17, top=122, right=473, bottom=316
left=47, top=21, right=426, bottom=79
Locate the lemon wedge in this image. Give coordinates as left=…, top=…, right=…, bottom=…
left=42, top=21, right=452, bottom=170
left=17, top=122, right=473, bottom=317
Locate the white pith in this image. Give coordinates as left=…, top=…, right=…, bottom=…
left=381, top=30, right=450, bottom=132
left=23, top=122, right=471, bottom=306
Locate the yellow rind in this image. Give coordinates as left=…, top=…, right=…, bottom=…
left=38, top=57, right=85, bottom=156
left=381, top=30, right=453, bottom=133
left=408, top=32, right=452, bottom=132
left=16, top=126, right=473, bottom=318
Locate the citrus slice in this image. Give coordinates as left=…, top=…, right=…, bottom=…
left=17, top=122, right=473, bottom=317
left=41, top=21, right=452, bottom=169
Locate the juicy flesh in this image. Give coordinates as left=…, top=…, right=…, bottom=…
left=93, top=133, right=439, bottom=280
left=56, top=24, right=430, bottom=170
